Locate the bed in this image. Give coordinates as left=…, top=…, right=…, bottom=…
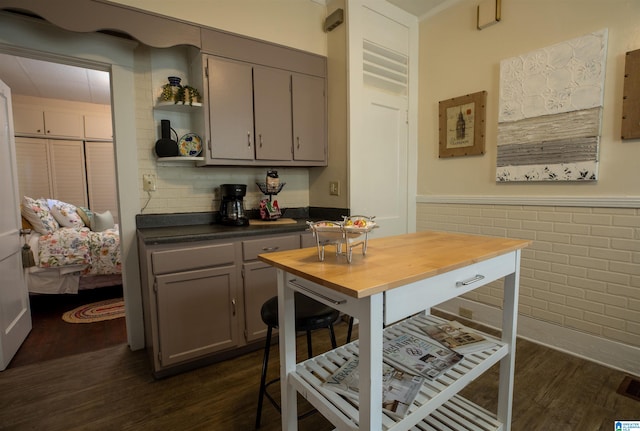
left=21, top=196, right=122, bottom=294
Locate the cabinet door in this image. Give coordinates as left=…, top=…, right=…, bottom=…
left=254, top=66, right=293, bottom=161
left=85, top=141, right=118, bottom=220
left=206, top=56, right=255, bottom=161
left=243, top=260, right=277, bottom=343
left=292, top=74, right=327, bottom=163
left=14, top=137, right=52, bottom=199
left=43, top=110, right=84, bottom=138
left=84, top=114, right=113, bottom=140
left=12, top=106, right=45, bottom=136
left=49, top=140, right=87, bottom=207
left=155, top=265, right=239, bottom=367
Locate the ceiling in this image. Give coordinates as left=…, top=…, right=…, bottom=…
left=0, top=0, right=456, bottom=106
left=0, top=53, right=112, bottom=105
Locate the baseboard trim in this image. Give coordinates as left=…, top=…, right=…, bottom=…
left=434, top=297, right=640, bottom=376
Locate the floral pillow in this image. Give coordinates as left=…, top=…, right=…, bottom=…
left=77, top=206, right=94, bottom=229
left=47, top=199, right=84, bottom=228
left=21, top=196, right=59, bottom=234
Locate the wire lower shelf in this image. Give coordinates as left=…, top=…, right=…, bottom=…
left=289, top=313, right=507, bottom=431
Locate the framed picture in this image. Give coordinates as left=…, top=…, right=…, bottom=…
left=438, top=91, right=487, bottom=158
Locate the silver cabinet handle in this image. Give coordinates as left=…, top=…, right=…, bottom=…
left=259, top=134, right=263, bottom=148
left=232, top=298, right=236, bottom=316
left=289, top=279, right=346, bottom=305
left=456, top=274, right=485, bottom=287
left=296, top=136, right=300, bottom=149
left=262, top=246, right=279, bottom=252
left=247, top=131, right=251, bottom=147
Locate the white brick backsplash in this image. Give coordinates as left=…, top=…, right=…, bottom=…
left=416, top=202, right=640, bottom=349
left=567, top=275, right=606, bottom=292
left=570, top=255, right=609, bottom=270
left=611, top=238, right=640, bottom=252
left=610, top=261, right=640, bottom=276
left=591, top=225, right=635, bottom=239
left=551, top=263, right=587, bottom=278
left=588, top=268, right=630, bottom=285
left=565, top=317, right=602, bottom=334
left=548, top=303, right=583, bottom=320
left=538, top=211, right=572, bottom=223
left=572, top=234, right=610, bottom=248
left=554, top=222, right=590, bottom=235
left=584, top=311, right=626, bottom=330
left=537, top=231, right=571, bottom=244
left=536, top=251, right=569, bottom=264
left=567, top=297, right=605, bottom=313
left=549, top=282, right=585, bottom=298
left=531, top=308, right=564, bottom=324
left=572, top=213, right=612, bottom=225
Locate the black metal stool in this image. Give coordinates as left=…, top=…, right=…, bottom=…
left=255, top=292, right=341, bottom=428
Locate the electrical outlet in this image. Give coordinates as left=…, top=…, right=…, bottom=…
left=329, top=181, right=340, bottom=196
left=143, top=174, right=156, bottom=192
left=459, top=307, right=473, bottom=320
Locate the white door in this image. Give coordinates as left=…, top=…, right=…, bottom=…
left=0, top=78, right=32, bottom=370
left=351, top=89, right=408, bottom=237
left=347, top=0, right=417, bottom=238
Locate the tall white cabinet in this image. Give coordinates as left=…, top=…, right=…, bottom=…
left=12, top=96, right=118, bottom=221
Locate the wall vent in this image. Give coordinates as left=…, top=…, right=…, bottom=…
left=617, top=375, right=640, bottom=402
left=362, top=39, right=408, bottom=95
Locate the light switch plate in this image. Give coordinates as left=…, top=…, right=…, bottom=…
left=329, top=181, right=340, bottom=196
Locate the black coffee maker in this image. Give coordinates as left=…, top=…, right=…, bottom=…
left=219, top=184, right=249, bottom=226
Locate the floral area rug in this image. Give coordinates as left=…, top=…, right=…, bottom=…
left=62, top=297, right=125, bottom=323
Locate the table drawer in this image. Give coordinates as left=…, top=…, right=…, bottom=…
left=384, top=252, right=517, bottom=324
left=151, top=242, right=236, bottom=275
left=242, top=235, right=299, bottom=261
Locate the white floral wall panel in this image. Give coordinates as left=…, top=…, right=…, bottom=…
left=496, top=29, right=608, bottom=182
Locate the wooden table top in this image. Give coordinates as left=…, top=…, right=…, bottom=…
left=258, top=230, right=531, bottom=299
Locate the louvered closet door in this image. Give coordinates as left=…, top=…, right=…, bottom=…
left=85, top=141, right=119, bottom=220
left=14, top=137, right=52, bottom=199
left=49, top=140, right=87, bottom=207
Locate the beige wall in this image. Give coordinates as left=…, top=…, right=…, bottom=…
left=418, top=0, right=640, bottom=198
left=417, top=0, right=640, bottom=369
left=109, top=0, right=328, bottom=56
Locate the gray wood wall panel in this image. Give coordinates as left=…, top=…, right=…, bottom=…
left=496, top=137, right=599, bottom=167
left=497, top=107, right=602, bottom=147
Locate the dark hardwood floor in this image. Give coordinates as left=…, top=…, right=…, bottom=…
left=1, top=312, right=637, bottom=430
left=8, top=285, right=127, bottom=369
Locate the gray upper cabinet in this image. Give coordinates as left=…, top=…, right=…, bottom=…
left=292, top=73, right=326, bottom=162
left=200, top=53, right=327, bottom=167
left=253, top=66, right=293, bottom=161
left=206, top=56, right=255, bottom=162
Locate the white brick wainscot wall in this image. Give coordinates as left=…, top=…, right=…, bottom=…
left=416, top=195, right=640, bottom=376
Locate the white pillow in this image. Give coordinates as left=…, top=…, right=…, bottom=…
left=92, top=210, right=115, bottom=232
left=48, top=200, right=84, bottom=228
left=21, top=196, right=59, bottom=234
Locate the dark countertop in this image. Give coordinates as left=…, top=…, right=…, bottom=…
left=136, top=207, right=349, bottom=245
left=137, top=219, right=310, bottom=245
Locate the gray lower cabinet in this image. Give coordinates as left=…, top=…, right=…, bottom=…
left=138, top=231, right=308, bottom=376
left=242, top=234, right=300, bottom=342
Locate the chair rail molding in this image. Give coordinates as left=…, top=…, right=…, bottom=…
left=417, top=194, right=640, bottom=209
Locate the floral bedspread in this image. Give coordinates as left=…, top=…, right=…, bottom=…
left=37, top=226, right=121, bottom=275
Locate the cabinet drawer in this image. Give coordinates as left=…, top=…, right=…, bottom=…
left=151, top=242, right=235, bottom=275
left=242, top=235, right=299, bottom=261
